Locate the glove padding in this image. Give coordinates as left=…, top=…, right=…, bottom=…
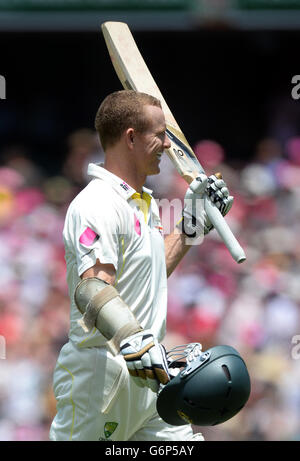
left=206, top=174, right=233, bottom=216
left=182, top=173, right=234, bottom=237
left=120, top=330, right=170, bottom=393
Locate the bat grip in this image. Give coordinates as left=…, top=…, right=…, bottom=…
left=204, top=196, right=246, bottom=264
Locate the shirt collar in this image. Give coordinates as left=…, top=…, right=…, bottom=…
left=87, top=163, right=153, bottom=201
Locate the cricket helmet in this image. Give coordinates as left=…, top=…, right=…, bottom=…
left=156, top=343, right=251, bottom=426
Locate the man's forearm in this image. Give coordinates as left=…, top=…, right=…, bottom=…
left=164, top=228, right=193, bottom=278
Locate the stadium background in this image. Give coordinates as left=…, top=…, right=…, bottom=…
left=1, top=0, right=300, bottom=441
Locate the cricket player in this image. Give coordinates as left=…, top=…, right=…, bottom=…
left=49, top=90, right=233, bottom=441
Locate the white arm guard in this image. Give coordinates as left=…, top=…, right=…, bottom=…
left=74, top=277, right=142, bottom=352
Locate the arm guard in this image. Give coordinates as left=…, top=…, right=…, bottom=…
left=74, top=277, right=142, bottom=353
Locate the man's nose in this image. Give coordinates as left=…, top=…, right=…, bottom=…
left=164, top=133, right=171, bottom=149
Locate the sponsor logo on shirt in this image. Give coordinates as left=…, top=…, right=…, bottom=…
left=120, top=181, right=130, bottom=192
left=155, top=225, right=163, bottom=235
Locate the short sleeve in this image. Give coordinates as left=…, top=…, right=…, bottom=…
left=64, top=199, right=121, bottom=277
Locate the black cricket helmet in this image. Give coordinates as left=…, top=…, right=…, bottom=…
left=156, top=343, right=251, bottom=426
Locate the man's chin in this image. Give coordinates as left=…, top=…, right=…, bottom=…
left=147, top=168, right=160, bottom=176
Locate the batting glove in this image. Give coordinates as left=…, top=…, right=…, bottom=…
left=206, top=174, right=234, bottom=215
left=120, top=330, right=170, bottom=393
left=181, top=173, right=233, bottom=237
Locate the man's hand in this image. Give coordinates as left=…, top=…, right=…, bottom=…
left=120, top=330, right=170, bottom=393
left=181, top=173, right=234, bottom=237
left=206, top=174, right=234, bottom=217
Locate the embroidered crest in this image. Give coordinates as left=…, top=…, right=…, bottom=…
left=104, top=421, right=118, bottom=439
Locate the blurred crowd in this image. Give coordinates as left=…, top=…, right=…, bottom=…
left=0, top=127, right=300, bottom=441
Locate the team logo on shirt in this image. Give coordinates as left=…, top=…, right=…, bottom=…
left=98, top=421, right=118, bottom=441
left=79, top=227, right=99, bottom=246
left=104, top=421, right=118, bottom=439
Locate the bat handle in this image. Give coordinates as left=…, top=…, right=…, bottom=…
left=204, top=196, right=246, bottom=264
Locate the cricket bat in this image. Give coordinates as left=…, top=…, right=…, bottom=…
left=101, top=21, right=246, bottom=264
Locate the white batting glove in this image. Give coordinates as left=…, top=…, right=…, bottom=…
left=181, top=173, right=233, bottom=237
left=181, top=174, right=208, bottom=238
left=120, top=330, right=170, bottom=393
left=206, top=174, right=234, bottom=216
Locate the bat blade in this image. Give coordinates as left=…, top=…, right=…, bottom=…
left=101, top=21, right=246, bottom=264
left=102, top=21, right=198, bottom=183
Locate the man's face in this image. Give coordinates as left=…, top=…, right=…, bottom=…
left=132, top=105, right=171, bottom=176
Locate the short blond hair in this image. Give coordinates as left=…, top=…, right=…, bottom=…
left=94, top=90, right=161, bottom=150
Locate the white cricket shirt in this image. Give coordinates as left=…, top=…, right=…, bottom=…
left=63, top=163, right=167, bottom=348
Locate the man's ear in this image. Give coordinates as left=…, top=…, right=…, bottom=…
left=125, top=128, right=135, bottom=149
